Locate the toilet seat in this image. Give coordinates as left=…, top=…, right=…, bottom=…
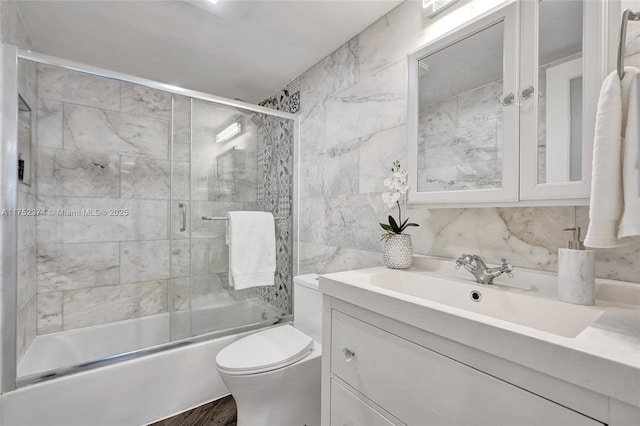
left=216, top=325, right=314, bottom=375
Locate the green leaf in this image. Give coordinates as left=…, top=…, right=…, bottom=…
left=404, top=223, right=420, bottom=227
left=388, top=215, right=400, bottom=233
left=379, top=223, right=392, bottom=231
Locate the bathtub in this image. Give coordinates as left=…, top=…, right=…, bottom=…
left=2, top=298, right=286, bottom=426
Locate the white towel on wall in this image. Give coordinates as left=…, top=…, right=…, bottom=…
left=585, top=66, right=640, bottom=248
left=227, top=211, right=276, bottom=290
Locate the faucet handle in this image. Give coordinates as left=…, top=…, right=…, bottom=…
left=500, top=258, right=514, bottom=278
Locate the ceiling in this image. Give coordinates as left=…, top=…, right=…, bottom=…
left=16, top=0, right=402, bottom=103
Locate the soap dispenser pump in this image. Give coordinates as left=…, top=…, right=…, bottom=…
left=557, top=227, right=595, bottom=305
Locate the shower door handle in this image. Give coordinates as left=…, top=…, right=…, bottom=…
left=178, top=203, right=186, bottom=232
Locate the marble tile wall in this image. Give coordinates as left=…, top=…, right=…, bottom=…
left=417, top=81, right=503, bottom=191
left=33, top=63, right=175, bottom=333
left=296, top=0, right=640, bottom=284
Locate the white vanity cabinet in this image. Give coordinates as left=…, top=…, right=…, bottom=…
left=407, top=0, right=612, bottom=206
left=321, top=298, right=613, bottom=425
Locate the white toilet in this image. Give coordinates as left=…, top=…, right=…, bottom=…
left=216, top=274, right=322, bottom=426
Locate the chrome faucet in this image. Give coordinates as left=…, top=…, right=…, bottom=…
left=455, top=254, right=514, bottom=285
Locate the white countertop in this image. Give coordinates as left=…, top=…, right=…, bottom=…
left=319, top=256, right=640, bottom=408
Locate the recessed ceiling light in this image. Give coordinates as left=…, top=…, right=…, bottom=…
left=207, top=0, right=218, bottom=4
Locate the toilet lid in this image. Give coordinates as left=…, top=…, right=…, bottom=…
left=216, top=325, right=313, bottom=375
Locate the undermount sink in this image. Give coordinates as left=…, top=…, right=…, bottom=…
left=351, top=269, right=604, bottom=338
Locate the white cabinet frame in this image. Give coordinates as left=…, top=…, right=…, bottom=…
left=519, top=0, right=607, bottom=201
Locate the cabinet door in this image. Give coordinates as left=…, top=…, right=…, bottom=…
left=330, top=380, right=398, bottom=426
left=519, top=0, right=606, bottom=200
left=331, top=310, right=603, bottom=426
left=407, top=2, right=519, bottom=204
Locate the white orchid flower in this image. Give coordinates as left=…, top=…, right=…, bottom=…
left=381, top=191, right=400, bottom=208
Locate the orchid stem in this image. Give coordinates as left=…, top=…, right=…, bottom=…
left=396, top=200, right=401, bottom=229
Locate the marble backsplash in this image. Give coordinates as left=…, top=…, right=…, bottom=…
left=296, top=0, right=640, bottom=284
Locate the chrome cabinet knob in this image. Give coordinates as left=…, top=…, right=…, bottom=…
left=342, top=347, right=356, bottom=362
left=520, top=85, right=535, bottom=100
left=499, top=92, right=515, bottom=106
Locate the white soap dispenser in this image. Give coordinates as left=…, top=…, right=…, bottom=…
left=557, top=227, right=596, bottom=305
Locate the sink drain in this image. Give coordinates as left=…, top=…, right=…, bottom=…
left=470, top=290, right=482, bottom=302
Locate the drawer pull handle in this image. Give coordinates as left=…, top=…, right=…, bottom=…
left=343, top=347, right=356, bottom=362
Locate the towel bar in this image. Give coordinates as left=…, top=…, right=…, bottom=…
left=618, top=9, right=640, bottom=79
left=202, top=215, right=288, bottom=221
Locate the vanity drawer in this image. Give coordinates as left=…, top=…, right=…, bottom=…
left=330, top=310, right=603, bottom=425
left=330, top=379, right=397, bottom=426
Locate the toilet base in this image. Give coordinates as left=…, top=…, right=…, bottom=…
left=220, top=345, right=321, bottom=426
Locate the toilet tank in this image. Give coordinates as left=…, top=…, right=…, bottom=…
left=293, top=274, right=322, bottom=343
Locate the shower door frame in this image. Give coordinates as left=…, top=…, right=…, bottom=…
left=1, top=44, right=298, bottom=392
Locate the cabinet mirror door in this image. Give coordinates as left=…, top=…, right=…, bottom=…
left=519, top=0, right=604, bottom=201
left=407, top=3, right=518, bottom=205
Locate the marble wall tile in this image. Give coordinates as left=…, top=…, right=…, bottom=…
left=170, top=239, right=190, bottom=278
left=120, top=240, right=170, bottom=284
left=37, top=64, right=121, bottom=111
left=300, top=37, right=359, bottom=117
left=37, top=149, right=120, bottom=198
left=17, top=190, right=36, bottom=252
left=172, top=161, right=210, bottom=201
left=61, top=198, right=168, bottom=243
left=120, top=156, right=170, bottom=199
left=321, top=140, right=361, bottom=197
left=36, top=292, right=63, bottom=335
left=190, top=275, right=235, bottom=310
left=173, top=95, right=191, bottom=125
left=37, top=242, right=120, bottom=292
left=62, top=280, right=168, bottom=330
left=358, top=125, right=407, bottom=194
left=121, top=82, right=172, bottom=120
left=298, top=242, right=382, bottom=275
left=418, top=95, right=458, bottom=137
left=1, top=0, right=34, bottom=49
left=325, top=60, right=405, bottom=147
left=18, top=59, right=37, bottom=107
left=457, top=81, right=503, bottom=127
left=171, top=276, right=190, bottom=311
left=37, top=99, right=63, bottom=149
left=357, top=0, right=423, bottom=80
left=324, top=194, right=387, bottom=252
left=16, top=297, right=36, bottom=363
left=172, top=123, right=191, bottom=162
left=299, top=103, right=326, bottom=154
left=17, top=246, right=36, bottom=311
left=36, top=195, right=64, bottom=244
left=298, top=197, right=327, bottom=244
left=298, top=149, right=325, bottom=198
left=63, top=104, right=169, bottom=159
left=208, top=236, right=229, bottom=274
left=170, top=238, right=209, bottom=278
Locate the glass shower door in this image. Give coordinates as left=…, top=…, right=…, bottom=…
left=169, top=94, right=192, bottom=340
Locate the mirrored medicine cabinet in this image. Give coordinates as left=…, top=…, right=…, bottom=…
left=407, top=0, right=609, bottom=206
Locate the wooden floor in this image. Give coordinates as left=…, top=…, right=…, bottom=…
left=151, top=395, right=237, bottom=426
